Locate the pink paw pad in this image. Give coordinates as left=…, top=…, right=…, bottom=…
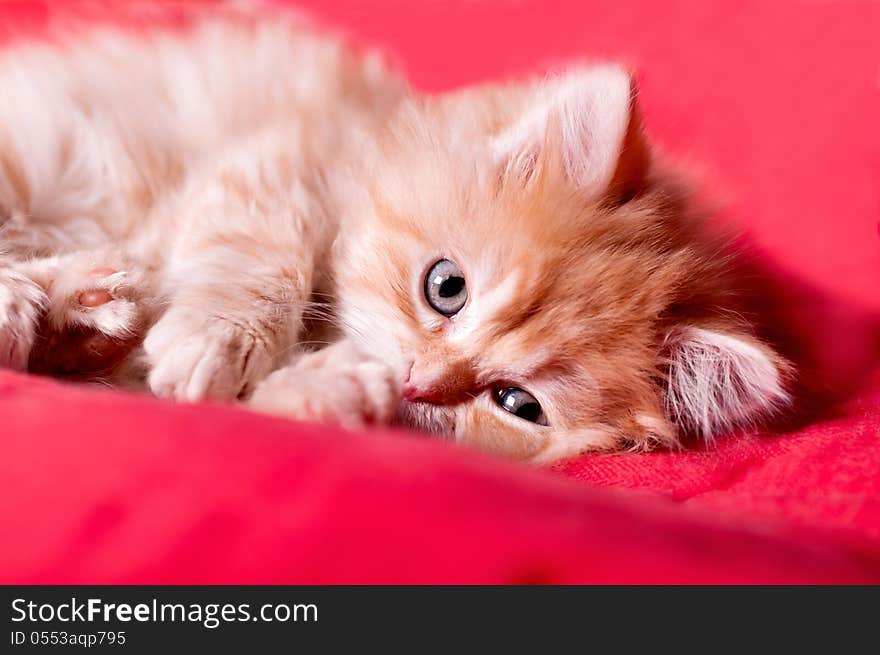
left=77, top=268, right=118, bottom=307
left=77, top=289, right=114, bottom=307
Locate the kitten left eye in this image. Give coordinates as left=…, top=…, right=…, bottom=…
left=493, top=387, right=548, bottom=425
left=424, top=258, right=467, bottom=316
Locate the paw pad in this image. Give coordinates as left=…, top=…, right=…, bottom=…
left=77, top=289, right=114, bottom=307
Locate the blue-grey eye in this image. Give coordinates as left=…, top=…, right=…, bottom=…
left=493, top=387, right=548, bottom=425
left=424, top=259, right=467, bottom=316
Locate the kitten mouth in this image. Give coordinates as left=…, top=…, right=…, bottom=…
left=393, top=400, right=456, bottom=439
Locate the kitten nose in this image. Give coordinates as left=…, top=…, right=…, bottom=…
left=403, top=358, right=476, bottom=406
left=402, top=384, right=429, bottom=402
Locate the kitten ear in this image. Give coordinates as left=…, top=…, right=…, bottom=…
left=493, top=64, right=650, bottom=200
left=662, top=326, right=792, bottom=440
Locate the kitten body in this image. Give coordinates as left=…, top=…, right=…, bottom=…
left=0, top=8, right=791, bottom=463
left=0, top=10, right=403, bottom=390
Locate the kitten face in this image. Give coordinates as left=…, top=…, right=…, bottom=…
left=334, top=65, right=791, bottom=463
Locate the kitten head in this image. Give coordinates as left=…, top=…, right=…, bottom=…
left=333, top=64, right=792, bottom=463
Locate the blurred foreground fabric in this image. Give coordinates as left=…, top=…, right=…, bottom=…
left=1, top=0, right=878, bottom=582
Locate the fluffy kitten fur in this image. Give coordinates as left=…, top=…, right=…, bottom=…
left=0, top=6, right=792, bottom=463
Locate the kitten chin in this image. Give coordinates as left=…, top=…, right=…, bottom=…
left=393, top=401, right=457, bottom=439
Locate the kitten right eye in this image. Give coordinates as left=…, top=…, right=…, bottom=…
left=424, top=259, right=467, bottom=316
left=493, top=387, right=548, bottom=426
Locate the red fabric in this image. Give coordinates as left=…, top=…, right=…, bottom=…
left=1, top=0, right=879, bottom=583
left=3, top=370, right=880, bottom=584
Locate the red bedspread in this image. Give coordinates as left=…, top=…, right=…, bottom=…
left=1, top=0, right=878, bottom=583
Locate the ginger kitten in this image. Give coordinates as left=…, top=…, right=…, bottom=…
left=0, top=8, right=792, bottom=463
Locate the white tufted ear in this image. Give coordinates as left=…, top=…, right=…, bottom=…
left=663, top=326, right=792, bottom=440
left=492, top=64, right=646, bottom=198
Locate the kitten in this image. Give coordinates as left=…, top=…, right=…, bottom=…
left=0, top=8, right=792, bottom=463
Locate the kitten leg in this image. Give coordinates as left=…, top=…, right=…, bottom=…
left=248, top=340, right=401, bottom=430
left=143, top=149, right=327, bottom=402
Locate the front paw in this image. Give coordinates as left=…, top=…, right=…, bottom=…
left=43, top=267, right=146, bottom=340
left=144, top=309, right=275, bottom=402
left=249, top=342, right=400, bottom=430
left=0, top=270, right=47, bottom=370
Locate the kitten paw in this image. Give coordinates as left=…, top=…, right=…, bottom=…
left=44, top=266, right=145, bottom=339
left=0, top=270, right=47, bottom=370
left=28, top=264, right=148, bottom=376
left=249, top=341, right=401, bottom=429
left=144, top=309, right=275, bottom=402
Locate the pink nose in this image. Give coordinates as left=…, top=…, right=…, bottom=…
left=403, top=357, right=476, bottom=406
left=402, top=382, right=471, bottom=405
left=402, top=384, right=424, bottom=402
left=404, top=382, right=443, bottom=403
